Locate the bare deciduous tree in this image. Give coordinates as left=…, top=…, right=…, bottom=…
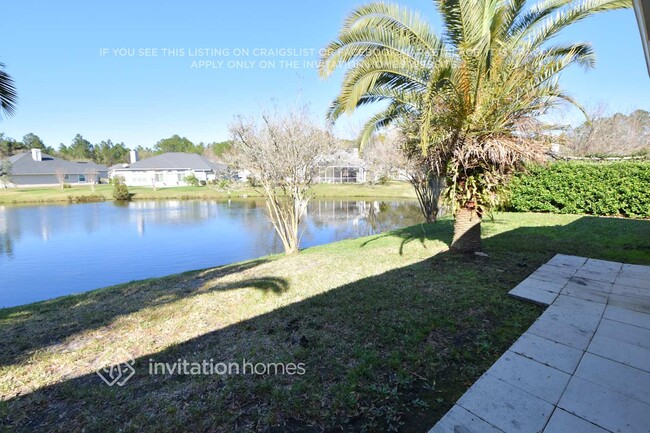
left=84, top=167, right=99, bottom=191
left=362, top=132, right=404, bottom=183
left=0, top=160, right=12, bottom=188
left=363, top=129, right=445, bottom=223
left=229, top=106, right=336, bottom=254
left=566, top=105, right=650, bottom=156
left=54, top=168, right=67, bottom=189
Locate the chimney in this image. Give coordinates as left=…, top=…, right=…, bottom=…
left=129, top=150, right=139, bottom=164
left=31, top=148, right=42, bottom=162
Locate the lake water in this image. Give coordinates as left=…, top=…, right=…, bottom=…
left=0, top=199, right=422, bottom=307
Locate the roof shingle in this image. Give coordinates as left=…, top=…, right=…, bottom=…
left=4, top=152, right=108, bottom=175
left=110, top=152, right=227, bottom=172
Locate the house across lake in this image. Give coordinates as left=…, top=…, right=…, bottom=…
left=2, top=149, right=108, bottom=187
left=109, top=151, right=228, bottom=187
left=316, top=148, right=367, bottom=183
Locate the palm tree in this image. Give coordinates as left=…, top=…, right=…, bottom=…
left=320, top=0, right=630, bottom=253
left=0, top=62, right=17, bottom=119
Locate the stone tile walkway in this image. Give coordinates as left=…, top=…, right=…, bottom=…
left=430, top=254, right=650, bottom=433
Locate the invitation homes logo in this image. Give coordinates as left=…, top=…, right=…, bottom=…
left=95, top=349, right=136, bottom=387
left=96, top=351, right=306, bottom=387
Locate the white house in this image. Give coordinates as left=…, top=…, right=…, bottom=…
left=109, top=151, right=227, bottom=187
left=1, top=149, right=108, bottom=187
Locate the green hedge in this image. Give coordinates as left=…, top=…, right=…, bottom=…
left=505, top=161, right=650, bottom=218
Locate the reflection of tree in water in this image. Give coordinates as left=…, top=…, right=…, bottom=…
left=0, top=206, right=20, bottom=257
left=251, top=201, right=286, bottom=255
left=358, top=201, right=424, bottom=236
left=221, top=199, right=266, bottom=222
left=129, top=199, right=283, bottom=255
left=0, top=199, right=422, bottom=260
left=0, top=238, right=13, bottom=256
left=205, top=199, right=421, bottom=250
left=0, top=233, right=14, bottom=257
left=0, top=204, right=88, bottom=257
left=213, top=199, right=284, bottom=256
left=301, top=200, right=423, bottom=243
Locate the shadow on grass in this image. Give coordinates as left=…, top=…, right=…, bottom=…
left=360, top=220, right=454, bottom=255
left=2, top=216, right=649, bottom=432
left=207, top=276, right=289, bottom=294
left=0, top=259, right=285, bottom=368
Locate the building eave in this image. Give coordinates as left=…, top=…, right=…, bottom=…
left=110, top=167, right=213, bottom=172
left=635, top=0, right=650, bottom=75
left=10, top=170, right=107, bottom=176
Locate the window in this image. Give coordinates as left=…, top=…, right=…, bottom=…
left=154, top=173, right=164, bottom=182
left=64, top=174, right=70, bottom=180
left=78, top=174, right=86, bottom=182
left=177, top=173, right=183, bottom=182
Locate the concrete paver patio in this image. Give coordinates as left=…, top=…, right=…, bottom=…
left=429, top=254, right=650, bottom=433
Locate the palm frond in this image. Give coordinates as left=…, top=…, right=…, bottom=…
left=359, top=103, right=411, bottom=148
left=343, top=2, right=443, bottom=54
left=513, top=0, right=632, bottom=49
left=0, top=63, right=18, bottom=119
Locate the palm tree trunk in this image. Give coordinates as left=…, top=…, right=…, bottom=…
left=451, top=207, right=482, bottom=253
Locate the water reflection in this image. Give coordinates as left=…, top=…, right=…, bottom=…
left=0, top=206, right=18, bottom=257
left=0, top=199, right=422, bottom=307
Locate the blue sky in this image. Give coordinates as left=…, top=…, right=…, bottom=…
left=1, top=0, right=648, bottom=149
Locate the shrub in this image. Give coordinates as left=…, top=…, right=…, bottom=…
left=208, top=178, right=232, bottom=190
left=184, top=174, right=200, bottom=187
left=247, top=175, right=259, bottom=188
left=217, top=178, right=231, bottom=189
left=68, top=194, right=105, bottom=203
left=112, top=177, right=131, bottom=201
left=504, top=161, right=650, bottom=218
left=62, top=183, right=72, bottom=189
left=377, top=175, right=390, bottom=185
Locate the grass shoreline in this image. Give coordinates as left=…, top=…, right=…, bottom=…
left=0, top=181, right=417, bottom=205
left=1, top=213, right=649, bottom=432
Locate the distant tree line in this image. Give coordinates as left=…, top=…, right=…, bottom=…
left=0, top=132, right=131, bottom=166
left=0, top=132, right=233, bottom=166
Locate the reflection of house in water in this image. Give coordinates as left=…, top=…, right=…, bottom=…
left=308, top=200, right=387, bottom=239
left=127, top=201, right=220, bottom=235
left=0, top=204, right=82, bottom=255
left=307, top=199, right=423, bottom=239
left=311, top=200, right=378, bottom=224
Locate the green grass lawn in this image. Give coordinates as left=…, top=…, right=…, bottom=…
left=0, top=213, right=648, bottom=432
left=0, top=181, right=416, bottom=204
